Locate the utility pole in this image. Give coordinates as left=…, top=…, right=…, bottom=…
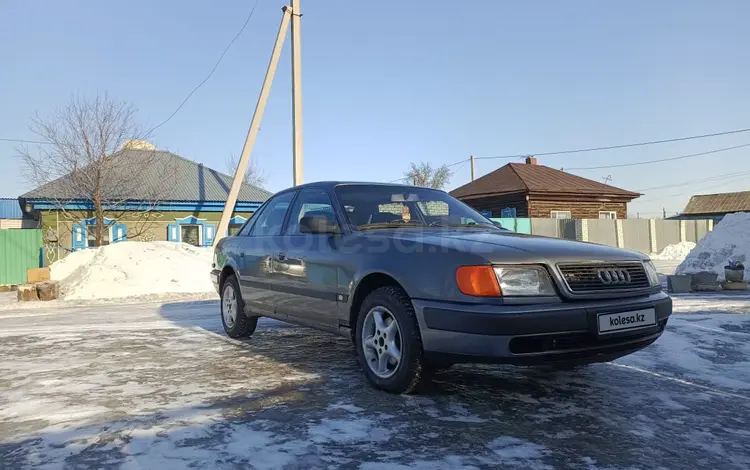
left=663, top=207, right=667, bottom=219
left=215, top=6, right=293, bottom=244
left=291, top=0, right=304, bottom=186
left=470, top=155, right=475, bottom=181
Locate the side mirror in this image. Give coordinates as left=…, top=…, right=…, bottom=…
left=299, top=215, right=339, bottom=235
left=490, top=220, right=510, bottom=231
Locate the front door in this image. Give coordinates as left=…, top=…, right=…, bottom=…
left=274, top=188, right=342, bottom=329
left=235, top=191, right=296, bottom=316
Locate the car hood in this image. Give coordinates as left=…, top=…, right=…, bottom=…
left=363, top=229, right=647, bottom=264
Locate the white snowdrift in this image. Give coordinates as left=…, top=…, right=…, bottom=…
left=651, top=241, right=696, bottom=261
left=51, top=241, right=216, bottom=301
left=676, top=212, right=750, bottom=280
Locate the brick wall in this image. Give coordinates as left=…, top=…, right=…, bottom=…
left=528, top=199, right=627, bottom=219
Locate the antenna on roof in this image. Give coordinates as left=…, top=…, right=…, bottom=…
left=602, top=175, right=612, bottom=185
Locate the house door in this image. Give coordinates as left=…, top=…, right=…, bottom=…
left=181, top=225, right=201, bottom=246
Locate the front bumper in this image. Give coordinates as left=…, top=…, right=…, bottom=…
left=414, top=292, right=672, bottom=365
left=210, top=269, right=221, bottom=293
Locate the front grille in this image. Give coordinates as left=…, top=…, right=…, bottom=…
left=509, top=320, right=666, bottom=355
left=557, top=262, right=650, bottom=293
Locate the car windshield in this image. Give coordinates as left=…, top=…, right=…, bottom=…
left=334, top=184, right=498, bottom=230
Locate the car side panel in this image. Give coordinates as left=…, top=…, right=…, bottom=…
left=235, top=235, right=278, bottom=316
left=336, top=232, right=493, bottom=327
left=274, top=234, right=345, bottom=327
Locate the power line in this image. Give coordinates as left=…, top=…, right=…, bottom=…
left=634, top=169, right=750, bottom=192
left=447, top=159, right=470, bottom=168
left=474, top=127, right=750, bottom=160
left=0, top=137, right=50, bottom=145
left=566, top=143, right=750, bottom=171
left=146, top=0, right=262, bottom=135
left=2, top=1, right=263, bottom=145
left=634, top=173, right=750, bottom=204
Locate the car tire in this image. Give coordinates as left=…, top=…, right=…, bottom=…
left=355, top=285, right=427, bottom=394
left=221, top=274, right=258, bottom=339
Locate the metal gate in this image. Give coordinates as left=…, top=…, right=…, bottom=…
left=0, top=229, right=43, bottom=285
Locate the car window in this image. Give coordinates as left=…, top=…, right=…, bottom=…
left=236, top=210, right=260, bottom=237
left=335, top=185, right=493, bottom=229
left=285, top=188, right=338, bottom=235
left=248, top=191, right=295, bottom=236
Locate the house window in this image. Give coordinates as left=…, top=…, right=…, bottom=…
left=181, top=225, right=201, bottom=246
left=599, top=211, right=617, bottom=220
left=550, top=211, right=572, bottom=219
left=228, top=223, right=244, bottom=236
left=501, top=207, right=516, bottom=218
left=86, top=225, right=110, bottom=247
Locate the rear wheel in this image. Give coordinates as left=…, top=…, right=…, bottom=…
left=221, top=275, right=257, bottom=339
left=355, top=286, right=428, bottom=394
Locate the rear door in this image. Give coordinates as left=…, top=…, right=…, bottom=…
left=274, top=188, right=342, bottom=329
left=235, top=191, right=296, bottom=316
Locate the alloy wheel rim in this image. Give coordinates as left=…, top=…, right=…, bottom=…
left=362, top=306, right=403, bottom=379
left=222, top=284, right=237, bottom=328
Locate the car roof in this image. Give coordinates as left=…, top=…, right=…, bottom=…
left=276, top=181, right=443, bottom=193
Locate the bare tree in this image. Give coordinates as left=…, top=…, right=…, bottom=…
left=225, top=153, right=267, bottom=189
left=20, top=94, right=176, bottom=246
left=404, top=161, right=452, bottom=190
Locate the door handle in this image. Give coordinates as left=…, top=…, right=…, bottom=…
left=277, top=252, right=287, bottom=261
left=239, top=252, right=245, bottom=258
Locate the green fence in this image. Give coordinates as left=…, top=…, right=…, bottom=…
left=0, top=229, right=43, bottom=285
left=490, top=218, right=532, bottom=234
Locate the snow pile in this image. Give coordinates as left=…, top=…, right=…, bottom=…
left=676, top=212, right=750, bottom=280
left=51, top=241, right=216, bottom=301
left=651, top=241, right=696, bottom=260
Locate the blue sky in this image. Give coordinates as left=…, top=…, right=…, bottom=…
left=2, top=0, right=749, bottom=217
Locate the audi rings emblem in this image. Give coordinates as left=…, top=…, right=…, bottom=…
left=596, top=268, right=631, bottom=285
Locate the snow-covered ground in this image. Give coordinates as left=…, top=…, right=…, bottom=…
left=1, top=295, right=748, bottom=469
left=651, top=241, right=696, bottom=261
left=677, top=212, right=750, bottom=280
left=49, top=241, right=217, bottom=303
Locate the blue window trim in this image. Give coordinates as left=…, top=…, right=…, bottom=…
left=174, top=216, right=207, bottom=225
left=80, top=217, right=116, bottom=226
left=168, top=216, right=216, bottom=247
left=25, top=199, right=263, bottom=213
left=72, top=217, right=127, bottom=250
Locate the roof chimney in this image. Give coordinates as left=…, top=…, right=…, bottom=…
left=525, top=156, right=537, bottom=165
left=121, top=139, right=156, bottom=151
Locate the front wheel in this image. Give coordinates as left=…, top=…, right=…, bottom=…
left=355, top=286, right=428, bottom=394
left=221, top=275, right=258, bottom=338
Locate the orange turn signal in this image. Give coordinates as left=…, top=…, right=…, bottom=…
left=456, top=266, right=502, bottom=297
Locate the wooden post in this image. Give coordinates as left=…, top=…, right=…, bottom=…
left=215, top=7, right=293, bottom=245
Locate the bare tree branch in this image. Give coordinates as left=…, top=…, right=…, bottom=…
left=225, top=153, right=267, bottom=189
left=20, top=94, right=177, bottom=246
left=404, top=161, right=452, bottom=190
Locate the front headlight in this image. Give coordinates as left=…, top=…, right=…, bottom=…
left=493, top=266, right=556, bottom=296
left=643, top=260, right=661, bottom=287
